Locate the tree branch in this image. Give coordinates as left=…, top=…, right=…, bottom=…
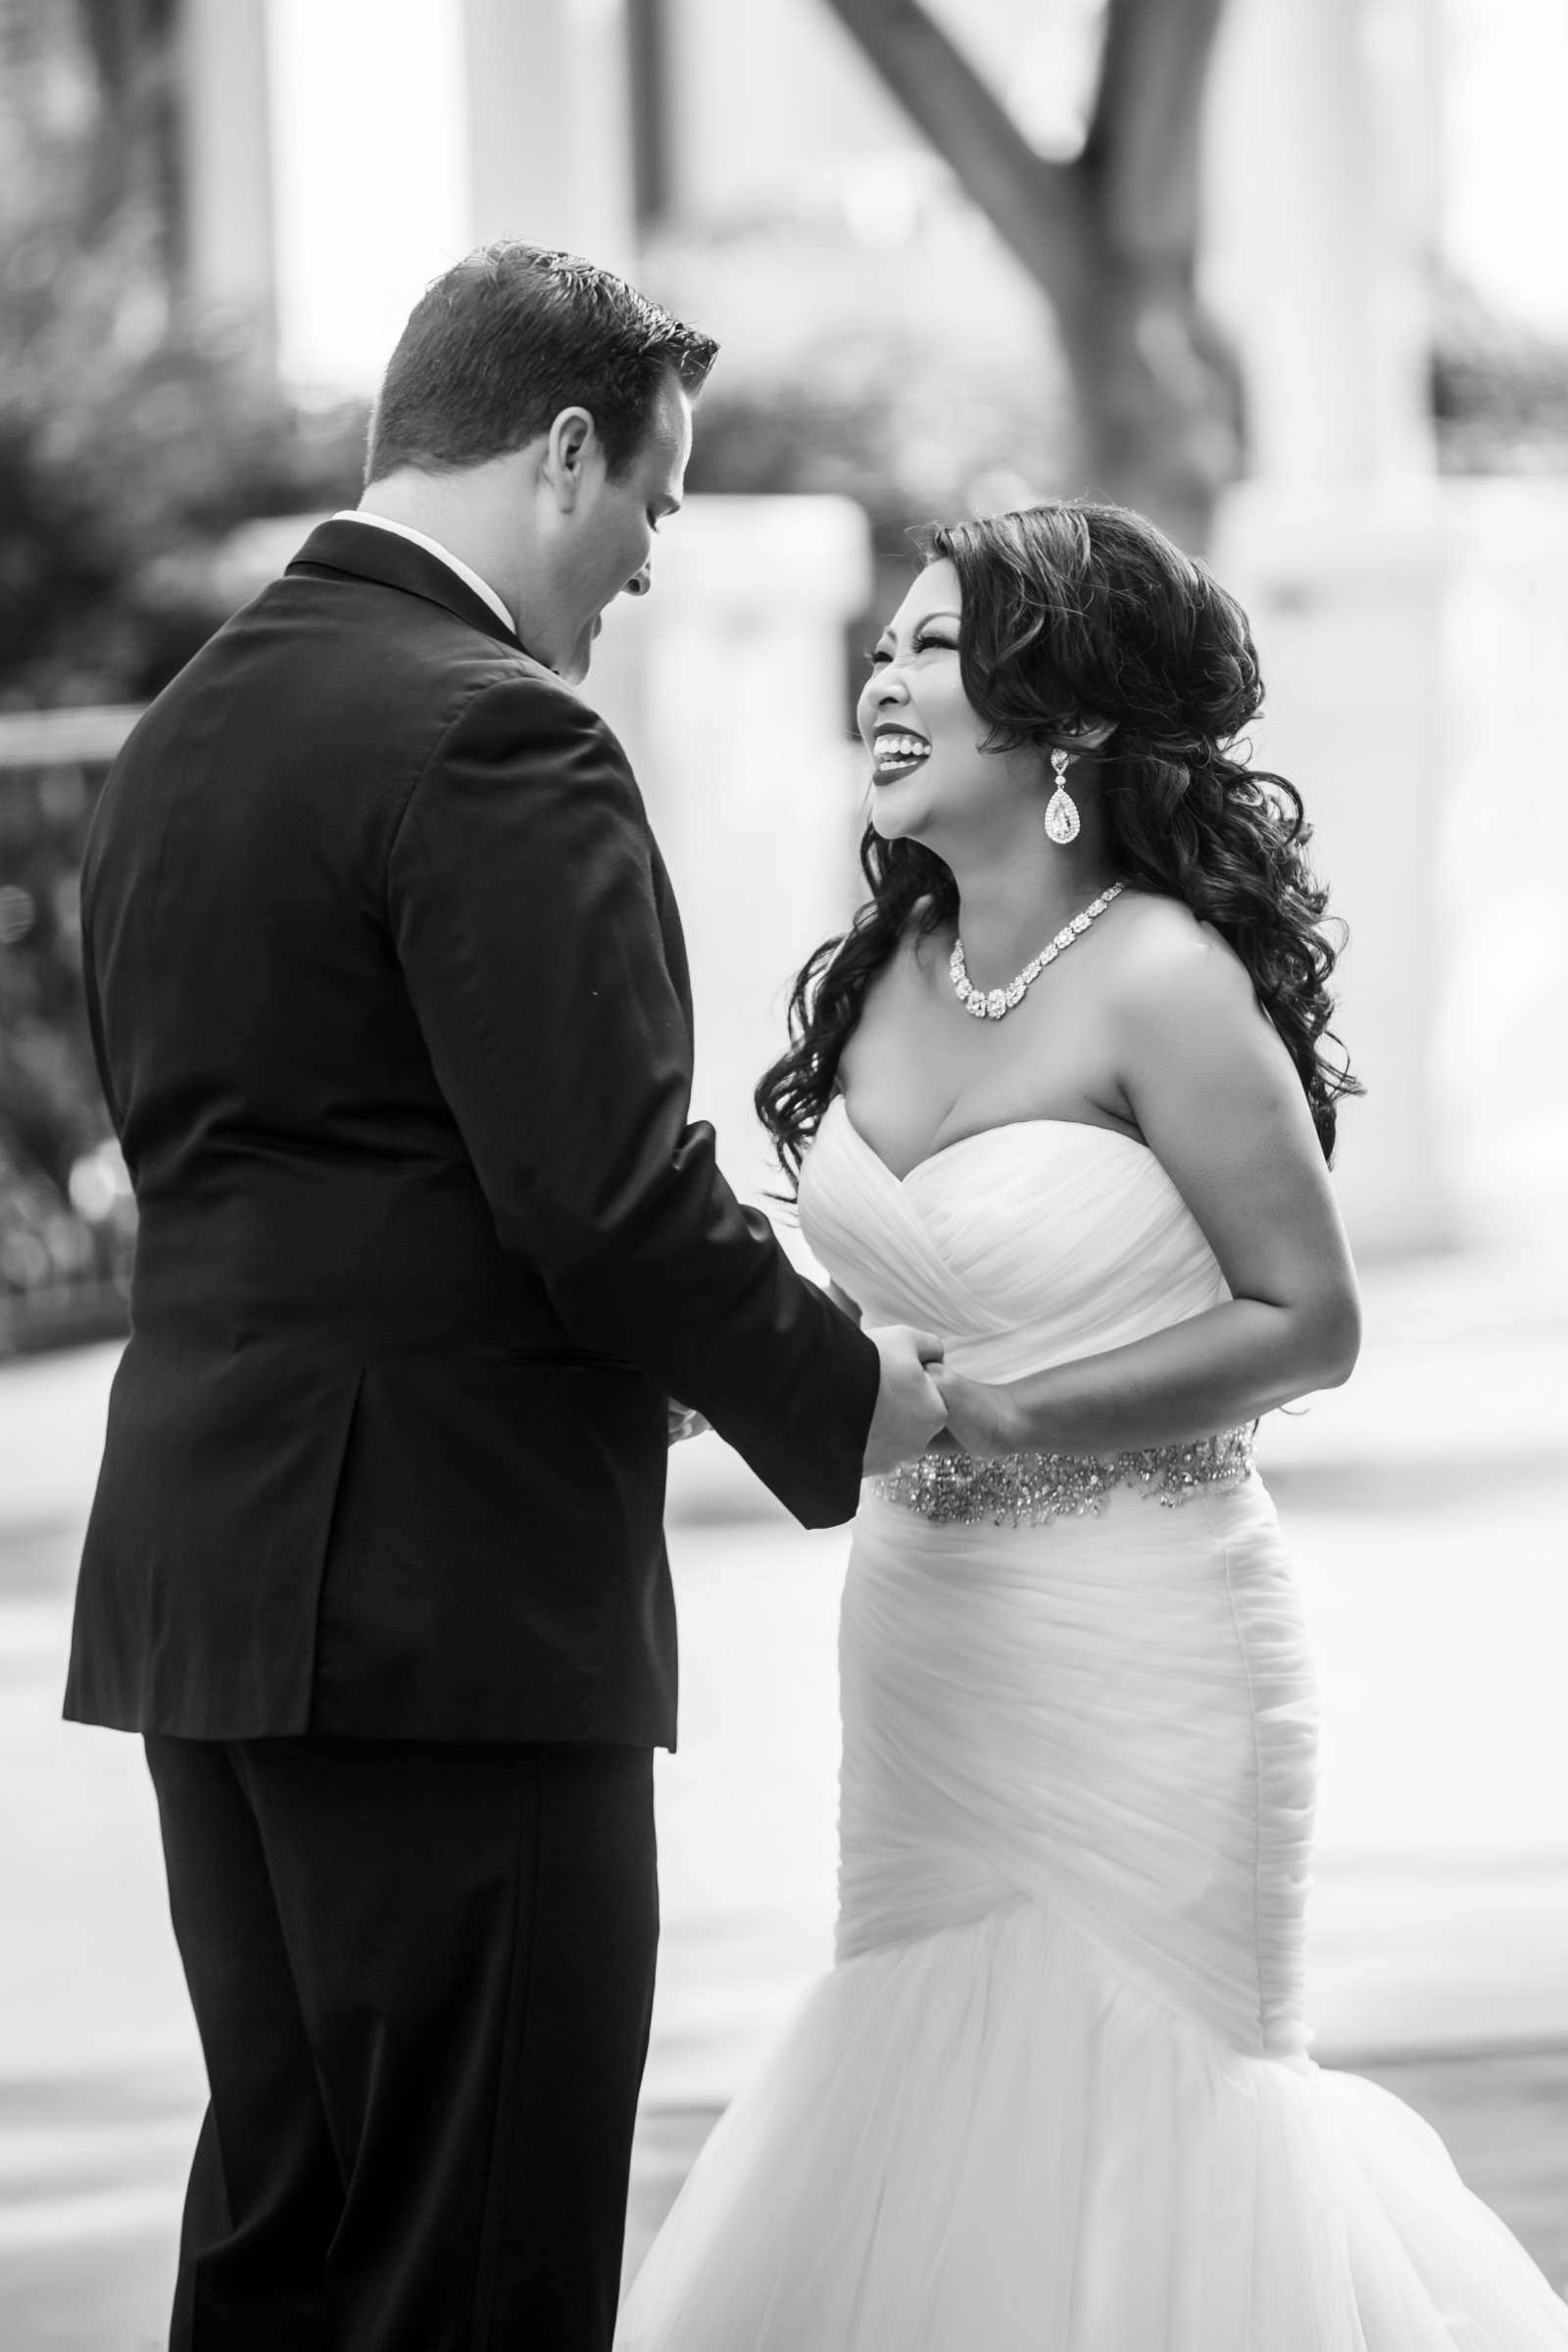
left=819, top=0, right=1095, bottom=321
left=818, top=0, right=1242, bottom=545
left=1083, top=0, right=1227, bottom=267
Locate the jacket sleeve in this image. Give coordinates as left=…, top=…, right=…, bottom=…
left=77, top=846, right=126, bottom=1143
left=386, top=670, right=881, bottom=1525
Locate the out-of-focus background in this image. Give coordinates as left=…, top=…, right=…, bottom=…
left=2, top=2, right=1566, bottom=2344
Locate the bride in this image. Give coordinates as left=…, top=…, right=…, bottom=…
left=616, top=501, right=1568, bottom=2348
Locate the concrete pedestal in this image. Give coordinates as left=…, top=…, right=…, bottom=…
left=1203, top=0, right=1450, bottom=1256
left=1211, top=482, right=1453, bottom=1254
left=581, top=495, right=873, bottom=1216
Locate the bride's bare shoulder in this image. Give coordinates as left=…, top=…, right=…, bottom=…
left=1106, top=890, right=1258, bottom=1025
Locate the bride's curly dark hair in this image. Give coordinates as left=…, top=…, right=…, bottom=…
left=757, top=501, right=1361, bottom=1181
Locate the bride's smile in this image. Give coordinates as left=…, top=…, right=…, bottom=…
left=858, top=564, right=971, bottom=832
left=857, top=559, right=1112, bottom=896
left=868, top=722, right=931, bottom=780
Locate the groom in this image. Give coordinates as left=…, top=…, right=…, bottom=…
left=65, top=242, right=945, bottom=2351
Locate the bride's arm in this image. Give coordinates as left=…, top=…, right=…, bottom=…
left=935, top=917, right=1361, bottom=1457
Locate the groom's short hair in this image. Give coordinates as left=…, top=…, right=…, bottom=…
left=366, top=242, right=717, bottom=486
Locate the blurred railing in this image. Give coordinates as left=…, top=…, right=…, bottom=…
left=0, top=708, right=140, bottom=1359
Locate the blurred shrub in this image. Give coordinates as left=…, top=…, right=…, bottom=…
left=684, top=327, right=1069, bottom=556
left=682, top=325, right=1074, bottom=691
left=683, top=275, right=1568, bottom=514
left=0, top=750, right=136, bottom=1350
left=0, top=213, right=368, bottom=709
left=0, top=35, right=366, bottom=1338
left=0, top=218, right=367, bottom=1343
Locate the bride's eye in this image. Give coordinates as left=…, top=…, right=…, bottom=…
left=866, top=646, right=892, bottom=667
left=915, top=634, right=956, bottom=656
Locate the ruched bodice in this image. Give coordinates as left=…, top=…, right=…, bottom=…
left=803, top=1095, right=1310, bottom=2060
left=798, top=1095, right=1228, bottom=1381
left=619, top=1100, right=1568, bottom=2351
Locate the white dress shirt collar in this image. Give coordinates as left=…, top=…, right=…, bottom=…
left=330, top=511, right=515, bottom=637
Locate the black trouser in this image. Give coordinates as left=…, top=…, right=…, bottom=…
left=144, top=1734, right=659, bottom=2352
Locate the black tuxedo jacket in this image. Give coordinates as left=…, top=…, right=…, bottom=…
left=64, top=520, right=879, bottom=1745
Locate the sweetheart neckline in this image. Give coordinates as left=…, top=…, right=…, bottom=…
left=830, top=1096, right=1153, bottom=1187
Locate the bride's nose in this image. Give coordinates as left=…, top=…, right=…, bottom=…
left=869, top=668, right=910, bottom=710
left=858, top=668, right=910, bottom=739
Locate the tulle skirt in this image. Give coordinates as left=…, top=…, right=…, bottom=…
left=616, top=1478, right=1568, bottom=2349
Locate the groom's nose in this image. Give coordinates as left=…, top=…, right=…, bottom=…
left=622, top=564, right=652, bottom=598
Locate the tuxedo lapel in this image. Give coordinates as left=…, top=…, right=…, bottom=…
left=286, top=519, right=527, bottom=656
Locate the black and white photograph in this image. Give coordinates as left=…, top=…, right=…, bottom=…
left=2, top=2, right=1566, bottom=2347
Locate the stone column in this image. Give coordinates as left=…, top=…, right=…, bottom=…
left=458, top=0, right=653, bottom=817
left=582, top=497, right=873, bottom=1220
left=1203, top=0, right=1450, bottom=1253
left=1204, top=0, right=1438, bottom=488
left=181, top=0, right=276, bottom=356
left=459, top=0, right=638, bottom=271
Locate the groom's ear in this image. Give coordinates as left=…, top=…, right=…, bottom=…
left=541, top=408, right=597, bottom=512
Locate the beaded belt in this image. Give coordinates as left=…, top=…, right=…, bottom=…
left=869, top=1427, right=1256, bottom=1528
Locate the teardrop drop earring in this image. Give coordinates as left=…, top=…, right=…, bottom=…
left=1044, top=746, right=1081, bottom=846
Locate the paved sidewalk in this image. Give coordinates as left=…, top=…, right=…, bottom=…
left=3, top=1220, right=1566, bottom=2345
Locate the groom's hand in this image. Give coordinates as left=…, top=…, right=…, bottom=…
left=860, top=1325, right=948, bottom=1478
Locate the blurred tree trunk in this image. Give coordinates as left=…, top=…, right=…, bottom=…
left=820, top=0, right=1242, bottom=552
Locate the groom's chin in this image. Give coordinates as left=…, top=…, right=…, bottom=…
left=560, top=622, right=599, bottom=688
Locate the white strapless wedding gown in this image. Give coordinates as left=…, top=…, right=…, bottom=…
left=617, top=1098, right=1568, bottom=2349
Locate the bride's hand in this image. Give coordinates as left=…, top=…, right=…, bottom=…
left=931, top=1366, right=1026, bottom=1459
left=667, top=1400, right=710, bottom=1446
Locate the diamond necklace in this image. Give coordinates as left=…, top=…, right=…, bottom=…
left=949, top=882, right=1125, bottom=1020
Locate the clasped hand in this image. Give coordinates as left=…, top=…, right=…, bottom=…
left=861, top=1324, right=948, bottom=1477
left=669, top=1346, right=1021, bottom=1471
left=860, top=1329, right=1028, bottom=1476
left=924, top=1364, right=1024, bottom=1460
